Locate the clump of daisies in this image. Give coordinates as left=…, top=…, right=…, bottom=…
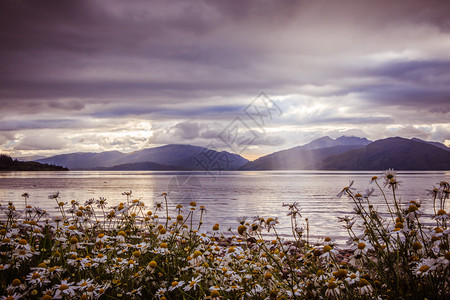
left=0, top=170, right=448, bottom=299
left=335, top=170, right=449, bottom=299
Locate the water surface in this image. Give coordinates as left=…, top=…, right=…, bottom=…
left=1, top=170, right=449, bottom=245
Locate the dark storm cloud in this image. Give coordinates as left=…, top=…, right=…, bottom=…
left=89, top=104, right=243, bottom=119
left=372, top=60, right=450, bottom=84
left=0, top=0, right=261, bottom=106
left=0, top=119, right=84, bottom=131
left=360, top=85, right=450, bottom=113
left=1, top=0, right=450, bottom=156
left=354, top=60, right=450, bottom=112
left=1, top=0, right=449, bottom=109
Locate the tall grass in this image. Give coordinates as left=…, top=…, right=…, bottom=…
left=0, top=170, right=448, bottom=299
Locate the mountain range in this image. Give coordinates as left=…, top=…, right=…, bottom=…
left=32, top=136, right=450, bottom=171
left=36, top=144, right=249, bottom=171
left=320, top=137, right=450, bottom=170
left=240, top=136, right=372, bottom=170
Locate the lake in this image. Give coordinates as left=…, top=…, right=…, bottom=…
left=1, top=170, right=449, bottom=245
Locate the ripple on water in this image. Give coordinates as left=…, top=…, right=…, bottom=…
left=1, top=170, right=449, bottom=246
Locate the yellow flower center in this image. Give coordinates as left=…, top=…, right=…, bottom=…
left=419, top=265, right=429, bottom=273
left=412, top=242, right=422, bottom=251
left=237, top=225, right=247, bottom=235
left=445, top=252, right=450, bottom=260
left=333, top=269, right=347, bottom=279
left=408, top=205, right=418, bottom=213
left=359, top=278, right=369, bottom=287
left=323, top=245, right=332, bottom=253
left=211, top=290, right=220, bottom=297
left=328, top=281, right=337, bottom=289
left=12, top=278, right=21, bottom=286
left=395, top=222, right=404, bottom=229
left=437, top=209, right=447, bottom=216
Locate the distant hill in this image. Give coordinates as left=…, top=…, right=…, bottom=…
left=99, top=161, right=182, bottom=171
left=300, top=136, right=371, bottom=150
left=0, top=154, right=68, bottom=171
left=320, top=137, right=450, bottom=170
left=411, top=138, right=450, bottom=152
left=32, top=136, right=450, bottom=171
left=240, top=145, right=365, bottom=170
left=35, top=151, right=124, bottom=170
left=36, top=144, right=249, bottom=170
left=15, top=155, right=47, bottom=161
left=335, top=136, right=372, bottom=146
left=240, top=136, right=370, bottom=170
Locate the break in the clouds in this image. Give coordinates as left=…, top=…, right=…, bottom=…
left=0, top=0, right=449, bottom=159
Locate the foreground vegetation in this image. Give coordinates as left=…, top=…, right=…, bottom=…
left=0, top=170, right=449, bottom=299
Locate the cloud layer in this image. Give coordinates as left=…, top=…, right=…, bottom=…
left=1, top=0, right=449, bottom=159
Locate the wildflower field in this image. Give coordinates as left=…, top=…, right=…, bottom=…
left=0, top=170, right=449, bottom=299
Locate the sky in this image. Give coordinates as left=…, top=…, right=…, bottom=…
left=1, top=0, right=449, bottom=160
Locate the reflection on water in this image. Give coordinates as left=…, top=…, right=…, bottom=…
left=1, top=170, right=449, bottom=245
